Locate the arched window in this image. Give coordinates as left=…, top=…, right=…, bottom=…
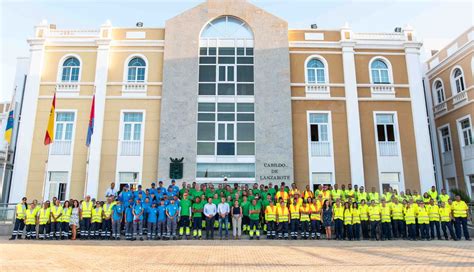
left=306, top=59, right=326, bottom=84
left=452, top=68, right=465, bottom=93
left=201, top=16, right=253, bottom=39
left=370, top=59, right=390, bottom=84
left=127, top=57, right=146, bottom=82
left=61, top=57, right=80, bottom=82
left=434, top=80, right=445, bottom=104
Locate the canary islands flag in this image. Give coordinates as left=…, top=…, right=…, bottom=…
left=86, top=95, right=95, bottom=147
left=44, top=93, right=56, bottom=145
left=4, top=110, right=14, bottom=144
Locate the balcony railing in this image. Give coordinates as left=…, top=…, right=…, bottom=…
left=378, top=141, right=398, bottom=156
left=442, top=151, right=453, bottom=165
left=56, top=83, right=79, bottom=93
left=306, top=84, right=330, bottom=94
left=48, top=29, right=100, bottom=37
left=354, top=32, right=405, bottom=41
left=434, top=102, right=447, bottom=114
left=121, top=141, right=141, bottom=156
left=452, top=91, right=467, bottom=106
left=123, top=83, right=147, bottom=93
left=371, top=85, right=395, bottom=95
left=50, top=140, right=72, bottom=155
left=311, top=142, right=331, bottom=157
left=463, top=145, right=474, bottom=160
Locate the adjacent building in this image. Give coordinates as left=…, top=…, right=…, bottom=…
left=424, top=27, right=474, bottom=199
left=8, top=0, right=436, bottom=202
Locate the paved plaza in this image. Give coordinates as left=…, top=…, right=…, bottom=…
left=0, top=237, right=473, bottom=271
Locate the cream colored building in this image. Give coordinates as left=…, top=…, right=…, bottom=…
left=9, top=0, right=436, bottom=202
left=424, top=27, right=474, bottom=199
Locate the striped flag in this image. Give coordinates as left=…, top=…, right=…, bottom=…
left=4, top=109, right=14, bottom=144
left=44, top=93, right=56, bottom=145
left=86, top=95, right=95, bottom=147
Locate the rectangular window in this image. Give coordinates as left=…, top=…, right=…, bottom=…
left=460, top=119, right=473, bottom=146
left=380, top=172, right=400, bottom=193
left=51, top=112, right=75, bottom=155
left=309, top=113, right=329, bottom=142
left=196, top=163, right=255, bottom=178
left=121, top=112, right=143, bottom=156
left=197, top=123, right=215, bottom=141
left=199, top=83, right=216, bottom=95
left=237, top=84, right=254, bottom=95
left=440, top=127, right=452, bottom=152
left=199, top=65, right=216, bottom=82
left=376, top=114, right=396, bottom=142
left=218, top=65, right=235, bottom=82
left=312, top=172, right=332, bottom=186
left=118, top=172, right=139, bottom=186
left=237, top=66, right=254, bottom=82
left=48, top=171, right=68, bottom=201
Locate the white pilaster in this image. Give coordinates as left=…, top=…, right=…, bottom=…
left=340, top=26, right=365, bottom=187
left=85, top=21, right=111, bottom=198
left=404, top=27, right=436, bottom=193
left=9, top=21, right=48, bottom=203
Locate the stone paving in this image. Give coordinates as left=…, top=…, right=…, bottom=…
left=0, top=237, right=473, bottom=271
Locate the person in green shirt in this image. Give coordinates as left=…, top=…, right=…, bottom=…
left=179, top=182, right=187, bottom=198
left=252, top=183, right=261, bottom=196
left=178, top=193, right=192, bottom=239
left=191, top=197, right=205, bottom=239
left=248, top=199, right=261, bottom=240
left=212, top=194, right=220, bottom=228
left=267, top=183, right=276, bottom=198
left=241, top=196, right=250, bottom=234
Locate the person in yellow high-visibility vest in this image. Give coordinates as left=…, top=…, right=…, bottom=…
left=352, top=202, right=361, bottom=240
left=299, top=200, right=311, bottom=239
left=417, top=202, right=430, bottom=240
left=404, top=202, right=417, bottom=240
left=24, top=202, right=38, bottom=240
left=359, top=199, right=370, bottom=239
left=333, top=199, right=344, bottom=240
left=391, top=198, right=405, bottom=239
left=275, top=187, right=289, bottom=204
left=80, top=195, right=94, bottom=240
left=10, top=197, right=27, bottom=240
left=380, top=199, right=392, bottom=240
left=452, top=195, right=471, bottom=241
left=102, top=197, right=114, bottom=239
left=368, top=200, right=381, bottom=240
left=38, top=201, right=51, bottom=240
left=343, top=202, right=353, bottom=240
left=91, top=201, right=103, bottom=240
left=438, top=189, right=450, bottom=203
left=276, top=200, right=290, bottom=240
left=50, top=199, right=63, bottom=240
left=289, top=199, right=300, bottom=239
left=61, top=200, right=72, bottom=240
left=427, top=199, right=441, bottom=240
left=438, top=201, right=456, bottom=240
left=264, top=200, right=277, bottom=239
left=309, top=197, right=321, bottom=240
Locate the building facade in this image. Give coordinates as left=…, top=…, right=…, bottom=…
left=424, top=27, right=474, bottom=199
left=9, top=0, right=436, bottom=202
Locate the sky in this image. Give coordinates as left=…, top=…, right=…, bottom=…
left=0, top=0, right=473, bottom=101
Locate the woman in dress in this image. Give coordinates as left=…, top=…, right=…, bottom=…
left=70, top=200, right=80, bottom=240
left=321, top=199, right=333, bottom=240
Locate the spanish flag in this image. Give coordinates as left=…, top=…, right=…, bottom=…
left=44, top=93, right=56, bottom=145
left=4, top=109, right=14, bottom=144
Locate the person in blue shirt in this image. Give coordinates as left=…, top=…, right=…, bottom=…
left=120, top=185, right=133, bottom=206
left=166, top=199, right=179, bottom=240
left=134, top=185, right=145, bottom=201
left=157, top=199, right=167, bottom=240
left=170, top=179, right=180, bottom=195
left=142, top=197, right=151, bottom=237
left=167, top=187, right=176, bottom=199
left=163, top=195, right=170, bottom=206
left=147, top=203, right=158, bottom=240
left=111, top=199, right=124, bottom=240
left=148, top=182, right=158, bottom=197
left=156, top=187, right=165, bottom=200
left=132, top=199, right=145, bottom=241
left=125, top=200, right=134, bottom=240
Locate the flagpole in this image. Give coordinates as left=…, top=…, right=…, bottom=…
left=84, top=87, right=96, bottom=198
left=0, top=87, right=17, bottom=201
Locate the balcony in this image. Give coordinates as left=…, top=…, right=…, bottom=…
left=452, top=91, right=467, bottom=106
left=311, top=142, right=331, bottom=157
left=56, top=83, right=79, bottom=95
left=122, top=82, right=147, bottom=95
left=434, top=102, right=447, bottom=114
left=50, top=140, right=72, bottom=155
left=306, top=84, right=329, bottom=94
left=121, top=141, right=141, bottom=156
left=371, top=84, right=395, bottom=98
left=463, top=145, right=474, bottom=160
left=442, top=151, right=453, bottom=165
left=378, top=141, right=398, bottom=156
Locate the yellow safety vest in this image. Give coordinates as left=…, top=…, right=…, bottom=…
left=265, top=206, right=277, bottom=222
left=310, top=204, right=321, bottom=221
left=81, top=201, right=93, bottom=218
left=352, top=208, right=361, bottom=224
left=359, top=205, right=369, bottom=221
left=343, top=209, right=352, bottom=225
left=428, top=205, right=440, bottom=221
left=277, top=206, right=289, bottom=222
left=333, top=205, right=344, bottom=220
left=16, top=203, right=26, bottom=220
left=39, top=208, right=50, bottom=225
left=404, top=207, right=416, bottom=224
left=345, top=190, right=355, bottom=200
left=289, top=189, right=300, bottom=197
left=369, top=192, right=380, bottom=202
left=452, top=201, right=468, bottom=218
left=391, top=203, right=404, bottom=220
left=50, top=205, right=63, bottom=222
left=303, top=190, right=314, bottom=200
left=331, top=190, right=343, bottom=200
left=417, top=207, right=429, bottom=224
left=299, top=205, right=310, bottom=222
left=276, top=191, right=289, bottom=203
left=439, top=207, right=451, bottom=222
left=357, top=192, right=368, bottom=203
left=290, top=205, right=300, bottom=220
left=439, top=194, right=450, bottom=203
left=91, top=207, right=103, bottom=223
left=321, top=191, right=330, bottom=201
left=103, top=203, right=114, bottom=218
left=368, top=206, right=381, bottom=221
left=62, top=207, right=72, bottom=223
left=381, top=206, right=391, bottom=223
left=25, top=209, right=37, bottom=225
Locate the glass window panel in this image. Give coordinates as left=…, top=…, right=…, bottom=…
left=217, top=113, right=234, bottom=121
left=217, top=143, right=235, bottom=155
left=133, top=124, right=141, bottom=140
left=237, top=84, right=254, bottom=95
left=227, top=124, right=234, bottom=140
left=57, top=112, right=74, bottom=121
left=386, top=124, right=395, bottom=141
left=196, top=163, right=255, bottom=178
left=49, top=171, right=68, bottom=182
left=218, top=57, right=234, bottom=64
left=199, top=65, right=216, bottom=82
left=218, top=83, right=235, bottom=95
left=198, top=113, right=215, bottom=121
left=62, top=68, right=70, bottom=81
left=124, top=124, right=132, bottom=140
left=218, top=124, right=225, bottom=140
left=199, top=83, right=216, bottom=95
left=371, top=60, right=388, bottom=69
left=377, top=125, right=386, bottom=141
left=124, top=113, right=143, bottom=122
left=219, top=48, right=235, bottom=55
left=218, top=103, right=235, bottom=112
left=197, top=142, right=215, bottom=155
left=237, top=123, right=254, bottom=141
left=380, top=70, right=389, bottom=83
left=316, top=69, right=325, bottom=83
left=309, top=113, right=328, bottom=123
left=208, top=48, right=217, bottom=56
left=237, top=103, right=254, bottom=112
left=219, top=66, right=226, bottom=81
left=119, top=172, right=139, bottom=184
left=372, top=70, right=380, bottom=83
left=198, top=123, right=215, bottom=141
left=237, top=143, right=254, bottom=155
left=237, top=113, right=254, bottom=121
left=246, top=48, right=254, bottom=56
left=55, top=123, right=64, bottom=140
left=237, top=48, right=245, bottom=55
left=320, top=125, right=328, bottom=141
left=237, top=57, right=253, bottom=64
left=199, top=57, right=216, bottom=64
left=137, top=68, right=145, bottom=81
left=65, top=124, right=73, bottom=140
left=376, top=114, right=393, bottom=124
left=198, top=103, right=215, bottom=112
left=310, top=124, right=318, bottom=142
left=227, top=66, right=234, bottom=81
left=71, top=68, right=79, bottom=82
left=237, top=66, right=254, bottom=82
left=199, top=48, right=207, bottom=56
left=307, top=69, right=316, bottom=83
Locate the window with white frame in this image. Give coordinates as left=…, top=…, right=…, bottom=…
left=48, top=171, right=68, bottom=201
left=370, top=59, right=390, bottom=84
left=61, top=57, right=80, bottom=82
left=434, top=80, right=445, bottom=104
left=376, top=114, right=398, bottom=156
left=459, top=118, right=473, bottom=146
left=311, top=172, right=332, bottom=186
left=127, top=57, right=146, bottom=82
left=440, top=127, right=452, bottom=152
left=380, top=172, right=400, bottom=194
left=452, top=68, right=465, bottom=93
left=51, top=112, right=75, bottom=155
left=306, top=59, right=326, bottom=84
left=309, top=113, right=331, bottom=156
left=118, top=172, right=139, bottom=189
left=121, top=112, right=143, bottom=156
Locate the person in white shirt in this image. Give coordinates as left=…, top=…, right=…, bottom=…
left=217, top=197, right=230, bottom=239
left=203, top=198, right=217, bottom=239
left=105, top=182, right=118, bottom=198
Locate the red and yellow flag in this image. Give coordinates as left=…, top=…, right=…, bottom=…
left=44, top=93, right=56, bottom=145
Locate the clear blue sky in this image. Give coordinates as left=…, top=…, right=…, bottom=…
left=1, top=0, right=473, bottom=100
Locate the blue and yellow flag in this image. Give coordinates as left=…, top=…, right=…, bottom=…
left=4, top=110, right=14, bottom=144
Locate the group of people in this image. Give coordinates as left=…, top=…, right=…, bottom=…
left=9, top=181, right=472, bottom=242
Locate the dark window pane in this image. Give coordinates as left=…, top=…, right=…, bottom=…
left=237, top=48, right=245, bottom=55
left=237, top=143, right=255, bottom=155
left=199, top=65, right=216, bottom=82
left=246, top=48, right=254, bottom=55
left=228, top=66, right=234, bottom=81
left=208, top=48, right=216, bottom=55
left=219, top=47, right=235, bottom=55
left=219, top=66, right=226, bottom=81
left=237, top=57, right=253, bottom=64
left=198, top=103, right=215, bottom=112
left=197, top=142, right=214, bottom=155
left=377, top=125, right=386, bottom=141
left=311, top=124, right=319, bottom=141
left=217, top=143, right=235, bottom=155
left=237, top=84, right=254, bottom=95
left=237, top=103, right=254, bottom=112
left=218, top=57, right=235, bottom=64
left=218, top=84, right=235, bottom=95
left=237, top=66, right=254, bottom=82
left=199, top=83, right=216, bottom=95
left=218, top=103, right=235, bottom=112
left=199, top=48, right=207, bottom=55
left=237, top=123, right=254, bottom=141
left=386, top=125, right=395, bottom=141
left=217, top=113, right=234, bottom=121
left=198, top=113, right=215, bottom=121
left=237, top=113, right=254, bottom=121
left=197, top=123, right=215, bottom=141
left=199, top=57, right=216, bottom=64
